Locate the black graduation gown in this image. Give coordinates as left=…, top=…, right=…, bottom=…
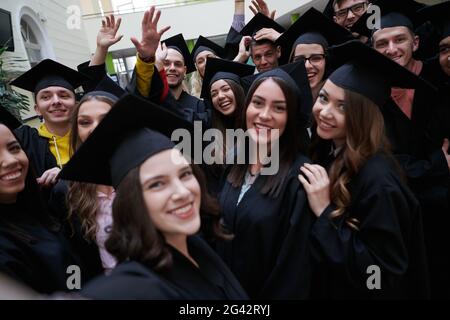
left=381, top=66, right=450, bottom=298
left=13, top=126, right=57, bottom=178
left=127, top=67, right=211, bottom=126
left=0, top=202, right=87, bottom=294
left=310, top=153, right=430, bottom=299
left=80, top=235, right=248, bottom=300
left=380, top=76, right=449, bottom=207
left=414, top=66, right=450, bottom=298
left=217, top=154, right=314, bottom=299
left=47, top=180, right=104, bottom=280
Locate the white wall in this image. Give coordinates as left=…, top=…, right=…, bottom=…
left=81, top=0, right=327, bottom=54
left=1, top=0, right=92, bottom=121
left=1, top=0, right=92, bottom=69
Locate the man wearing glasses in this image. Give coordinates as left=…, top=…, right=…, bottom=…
left=332, top=0, right=370, bottom=30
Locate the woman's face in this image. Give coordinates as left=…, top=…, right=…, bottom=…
left=312, top=80, right=346, bottom=147
left=210, top=79, right=237, bottom=116
left=139, top=149, right=201, bottom=245
left=246, top=78, right=288, bottom=145
left=77, top=99, right=112, bottom=143
left=0, top=125, right=29, bottom=203
left=196, top=50, right=217, bottom=78
left=293, top=43, right=326, bottom=89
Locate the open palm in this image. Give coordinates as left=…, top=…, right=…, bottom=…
left=97, top=15, right=123, bottom=49
left=131, top=6, right=171, bottom=60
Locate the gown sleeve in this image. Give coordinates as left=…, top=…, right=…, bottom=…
left=310, top=163, right=419, bottom=295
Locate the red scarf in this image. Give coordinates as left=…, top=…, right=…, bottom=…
left=391, top=59, right=423, bottom=119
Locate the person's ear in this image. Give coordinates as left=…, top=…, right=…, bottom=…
left=412, top=35, right=420, bottom=53
left=34, top=103, right=42, bottom=117
left=276, top=45, right=281, bottom=59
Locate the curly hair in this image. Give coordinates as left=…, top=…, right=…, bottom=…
left=311, top=88, right=390, bottom=230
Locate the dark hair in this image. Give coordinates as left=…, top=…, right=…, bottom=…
left=310, top=87, right=391, bottom=230
left=105, top=160, right=230, bottom=273
left=211, top=79, right=246, bottom=136
left=227, top=76, right=301, bottom=198
left=250, top=38, right=278, bottom=55
left=289, top=43, right=331, bottom=85
left=210, top=79, right=246, bottom=173
left=67, top=94, right=115, bottom=241
left=0, top=123, right=59, bottom=243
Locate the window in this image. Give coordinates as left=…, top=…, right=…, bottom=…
left=21, top=19, right=42, bottom=67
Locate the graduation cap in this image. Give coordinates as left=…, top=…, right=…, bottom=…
left=276, top=7, right=353, bottom=64
left=0, top=104, right=22, bottom=130
left=351, top=0, right=425, bottom=38
left=82, top=75, right=126, bottom=102
left=200, top=57, right=255, bottom=100
left=417, top=1, right=450, bottom=41
left=10, top=59, right=89, bottom=96
left=240, top=13, right=286, bottom=38
left=327, top=40, right=434, bottom=107
left=59, top=93, right=194, bottom=188
left=241, top=60, right=313, bottom=127
left=191, top=36, right=226, bottom=64
left=162, top=33, right=196, bottom=73
left=322, top=0, right=336, bottom=19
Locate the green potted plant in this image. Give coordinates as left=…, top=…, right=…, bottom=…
left=0, top=42, right=30, bottom=122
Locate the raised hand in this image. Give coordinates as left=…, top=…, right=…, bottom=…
left=131, top=6, right=171, bottom=61
left=97, top=14, right=123, bottom=49
left=249, top=0, right=276, bottom=20
left=234, top=36, right=252, bottom=63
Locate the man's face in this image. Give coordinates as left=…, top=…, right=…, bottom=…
left=34, top=86, right=76, bottom=125
left=373, top=26, right=419, bottom=70
left=163, top=49, right=187, bottom=88
left=250, top=42, right=281, bottom=73
left=333, top=0, right=368, bottom=30
left=439, top=36, right=450, bottom=77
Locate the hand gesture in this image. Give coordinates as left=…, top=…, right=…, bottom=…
left=298, top=163, right=331, bottom=217
left=249, top=0, right=276, bottom=20
left=36, top=167, right=61, bottom=187
left=131, top=6, right=171, bottom=61
left=254, top=28, right=282, bottom=42
left=97, top=15, right=123, bottom=49
left=234, top=36, right=252, bottom=63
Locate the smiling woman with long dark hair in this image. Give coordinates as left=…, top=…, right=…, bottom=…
left=0, top=106, right=85, bottom=294
left=217, top=66, right=314, bottom=299
left=60, top=94, right=248, bottom=300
